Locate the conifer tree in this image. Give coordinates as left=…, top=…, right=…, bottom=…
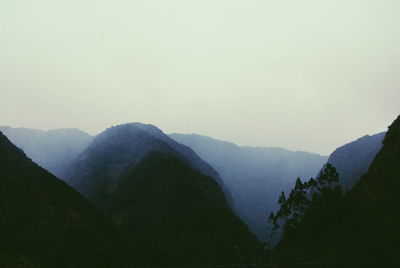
left=267, top=164, right=343, bottom=246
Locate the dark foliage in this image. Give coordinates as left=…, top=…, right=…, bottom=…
left=271, top=115, right=400, bottom=262
left=267, top=164, right=342, bottom=247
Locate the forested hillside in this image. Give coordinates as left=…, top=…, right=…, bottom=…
left=271, top=116, right=400, bottom=262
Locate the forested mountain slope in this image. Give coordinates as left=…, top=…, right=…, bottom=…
left=274, top=115, right=400, bottom=262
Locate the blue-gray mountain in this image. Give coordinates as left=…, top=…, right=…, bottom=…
left=323, top=132, right=386, bottom=190
left=65, top=123, right=231, bottom=204
left=65, top=123, right=261, bottom=265
left=0, top=126, right=93, bottom=179
left=169, top=133, right=328, bottom=241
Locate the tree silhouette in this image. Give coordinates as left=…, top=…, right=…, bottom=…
left=267, top=164, right=343, bottom=246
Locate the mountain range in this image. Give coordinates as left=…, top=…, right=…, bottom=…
left=1, top=118, right=396, bottom=266
left=63, top=123, right=262, bottom=265
left=0, top=123, right=263, bottom=266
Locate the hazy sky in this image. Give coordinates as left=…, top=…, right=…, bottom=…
left=1, top=0, right=399, bottom=155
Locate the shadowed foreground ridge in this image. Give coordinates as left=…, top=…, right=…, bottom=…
left=0, top=131, right=119, bottom=267
left=274, top=115, right=400, bottom=262
left=111, top=151, right=262, bottom=265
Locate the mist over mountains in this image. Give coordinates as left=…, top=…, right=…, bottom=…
left=323, top=132, right=386, bottom=190
left=1, top=116, right=398, bottom=266
left=0, top=126, right=93, bottom=179
left=64, top=123, right=230, bottom=205
left=1, top=1, right=398, bottom=265
left=170, top=133, right=327, bottom=241
left=0, top=123, right=263, bottom=266
left=62, top=123, right=261, bottom=265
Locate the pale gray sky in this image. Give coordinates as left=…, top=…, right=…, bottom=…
left=1, top=0, right=399, bottom=155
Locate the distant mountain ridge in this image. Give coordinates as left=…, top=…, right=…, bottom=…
left=323, top=132, right=386, bottom=189
left=0, top=126, right=93, bottom=179
left=169, top=133, right=327, bottom=241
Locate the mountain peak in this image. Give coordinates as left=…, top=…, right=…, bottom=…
left=96, top=123, right=167, bottom=145
left=67, top=122, right=226, bottom=207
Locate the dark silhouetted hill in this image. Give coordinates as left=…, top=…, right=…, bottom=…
left=108, top=151, right=262, bottom=265
left=0, top=131, right=119, bottom=267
